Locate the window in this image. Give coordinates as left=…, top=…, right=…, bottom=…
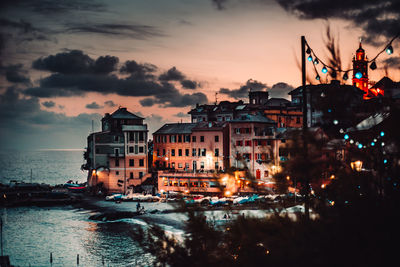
left=178, top=163, right=183, bottom=168
left=129, top=146, right=134, bottom=153
left=162, top=149, right=166, bottom=156
left=171, top=162, right=175, bottom=168
left=200, top=136, right=204, bottom=142
left=201, top=149, right=206, bottom=156
left=245, top=140, right=252, bottom=146
left=178, top=149, right=182, bottom=156
left=198, top=148, right=201, bottom=156
left=139, top=172, right=143, bottom=178
left=215, top=161, right=219, bottom=169
left=200, top=162, right=205, bottom=169
left=236, top=140, right=243, bottom=146
left=215, top=135, right=219, bottom=142
left=139, top=146, right=144, bottom=153
left=129, top=133, right=134, bottom=142
left=264, top=171, right=269, bottom=178
left=114, top=136, right=119, bottom=142
left=115, top=159, right=119, bottom=167
left=134, top=145, right=138, bottom=154
left=235, top=128, right=240, bottom=134
left=185, top=135, right=190, bottom=142
left=129, top=159, right=134, bottom=166
left=130, top=172, right=133, bottom=179
left=139, top=159, right=144, bottom=166
left=95, top=148, right=99, bottom=153
left=171, top=149, right=175, bottom=156
left=116, top=171, right=119, bottom=175
left=214, top=148, right=219, bottom=157
left=185, top=149, right=189, bottom=156
left=243, top=153, right=251, bottom=160
left=192, top=136, right=196, bottom=142
left=185, top=163, right=190, bottom=169
left=170, top=135, right=176, bottom=143
left=114, top=148, right=120, bottom=156
left=178, top=135, right=182, bottom=142
left=139, top=132, right=144, bottom=141
left=192, top=149, right=196, bottom=156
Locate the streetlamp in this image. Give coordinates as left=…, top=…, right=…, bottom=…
left=351, top=160, right=363, bottom=172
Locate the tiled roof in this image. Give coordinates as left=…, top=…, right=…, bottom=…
left=110, top=107, right=143, bottom=119
left=153, top=123, right=197, bottom=134
left=231, top=113, right=276, bottom=124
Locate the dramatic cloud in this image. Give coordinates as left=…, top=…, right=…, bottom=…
left=268, top=82, right=294, bottom=99
left=0, top=87, right=101, bottom=149
left=27, top=51, right=208, bottom=107
left=276, top=0, right=400, bottom=45
left=32, top=50, right=118, bottom=74
left=86, top=101, right=103, bottom=109
left=140, top=98, right=156, bottom=107
left=104, top=100, right=117, bottom=107
left=65, top=22, right=164, bottom=39
left=212, top=0, right=229, bottom=10
left=382, top=56, right=400, bottom=68
left=175, top=112, right=190, bottom=118
left=219, top=79, right=268, bottom=99
left=120, top=60, right=157, bottom=80
left=42, top=100, right=55, bottom=108
left=159, top=66, right=185, bottom=81
left=1, top=64, right=31, bottom=84
left=0, top=0, right=105, bottom=14
left=180, top=79, right=199, bottom=89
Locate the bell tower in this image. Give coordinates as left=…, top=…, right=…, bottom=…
left=352, top=41, right=369, bottom=98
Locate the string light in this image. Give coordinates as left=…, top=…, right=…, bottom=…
left=316, top=74, right=320, bottom=80
left=344, top=134, right=349, bottom=140
left=321, top=66, right=328, bottom=74
left=370, top=61, right=377, bottom=70
left=304, top=32, right=399, bottom=80
left=386, top=45, right=393, bottom=55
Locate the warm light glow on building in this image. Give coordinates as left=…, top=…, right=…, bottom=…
left=351, top=160, right=363, bottom=172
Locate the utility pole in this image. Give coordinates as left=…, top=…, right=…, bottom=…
left=301, top=36, right=310, bottom=219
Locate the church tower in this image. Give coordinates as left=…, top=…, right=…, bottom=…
left=352, top=42, right=369, bottom=98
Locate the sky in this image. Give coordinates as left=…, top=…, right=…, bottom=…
left=0, top=0, right=399, bottom=150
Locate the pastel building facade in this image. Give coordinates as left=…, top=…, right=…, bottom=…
left=83, top=108, right=150, bottom=194
left=229, top=114, right=280, bottom=181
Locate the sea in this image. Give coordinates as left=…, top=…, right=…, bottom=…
left=0, top=150, right=157, bottom=266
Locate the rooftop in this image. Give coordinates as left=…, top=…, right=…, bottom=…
left=109, top=107, right=143, bottom=120
left=153, top=123, right=197, bottom=134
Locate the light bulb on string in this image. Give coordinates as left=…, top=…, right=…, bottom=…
left=321, top=66, right=328, bottom=74
left=380, top=131, right=385, bottom=137
left=355, top=72, right=363, bottom=79
left=370, top=61, right=377, bottom=70
left=316, top=74, right=320, bottom=80
left=343, top=72, right=348, bottom=80
left=371, top=142, right=375, bottom=146
left=307, top=55, right=313, bottom=62
left=344, top=134, right=349, bottom=140
left=306, top=47, right=311, bottom=54
left=358, top=144, right=363, bottom=149
left=386, top=45, right=393, bottom=55
left=313, top=58, right=319, bottom=65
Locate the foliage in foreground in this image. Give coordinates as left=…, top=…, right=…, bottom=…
left=132, top=193, right=400, bottom=267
